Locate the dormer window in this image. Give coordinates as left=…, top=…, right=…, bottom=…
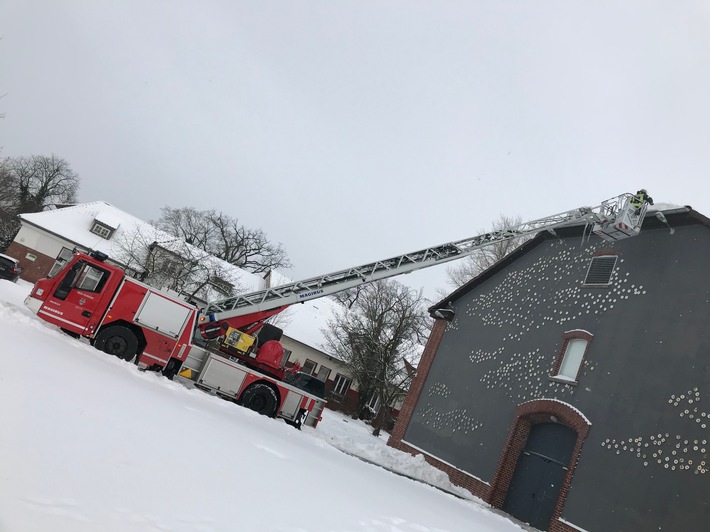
left=90, top=221, right=115, bottom=240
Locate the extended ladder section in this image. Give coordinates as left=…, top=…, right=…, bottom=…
left=201, top=193, right=643, bottom=322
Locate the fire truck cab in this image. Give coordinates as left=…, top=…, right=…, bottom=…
left=25, top=251, right=197, bottom=374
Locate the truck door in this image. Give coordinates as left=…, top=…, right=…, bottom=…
left=42, top=260, right=113, bottom=335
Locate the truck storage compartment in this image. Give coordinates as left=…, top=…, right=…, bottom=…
left=197, top=353, right=248, bottom=398
left=279, top=390, right=305, bottom=420
left=134, top=292, right=192, bottom=338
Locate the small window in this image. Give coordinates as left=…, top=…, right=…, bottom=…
left=365, top=394, right=380, bottom=414
left=90, top=221, right=114, bottom=239
left=550, top=330, right=594, bottom=384
left=302, top=359, right=316, bottom=375
left=558, top=339, right=587, bottom=379
left=332, top=373, right=351, bottom=396
left=75, top=264, right=110, bottom=293
left=316, top=365, right=331, bottom=382
left=583, top=256, right=617, bottom=286
left=49, top=248, right=75, bottom=278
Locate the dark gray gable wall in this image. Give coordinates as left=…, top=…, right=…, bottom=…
left=402, top=210, right=710, bottom=531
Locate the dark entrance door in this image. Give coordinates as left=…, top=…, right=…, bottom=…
left=502, top=422, right=577, bottom=530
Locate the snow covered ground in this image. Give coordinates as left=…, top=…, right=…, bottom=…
left=0, top=279, right=521, bottom=532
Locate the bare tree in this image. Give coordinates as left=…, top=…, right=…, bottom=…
left=0, top=154, right=79, bottom=250
left=0, top=158, right=17, bottom=212
left=0, top=216, right=19, bottom=252
left=0, top=155, right=79, bottom=214
left=323, top=279, right=431, bottom=435
left=445, top=214, right=532, bottom=289
left=0, top=164, right=19, bottom=250
left=112, top=225, right=245, bottom=305
left=154, top=207, right=291, bottom=274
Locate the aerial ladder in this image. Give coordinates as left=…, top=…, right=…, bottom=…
left=196, top=192, right=649, bottom=375
left=23, top=191, right=651, bottom=422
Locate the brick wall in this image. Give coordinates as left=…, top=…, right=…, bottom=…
left=5, top=241, right=55, bottom=283
left=324, top=383, right=359, bottom=415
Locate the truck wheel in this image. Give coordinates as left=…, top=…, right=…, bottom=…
left=240, top=383, right=279, bottom=417
left=162, top=358, right=181, bottom=380
left=95, top=326, right=138, bottom=361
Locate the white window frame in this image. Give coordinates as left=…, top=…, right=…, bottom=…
left=365, top=393, right=380, bottom=414
left=550, top=330, right=594, bottom=384
left=302, top=359, right=317, bottom=375
left=90, top=222, right=113, bottom=239
left=556, top=339, right=587, bottom=380
left=49, top=247, right=75, bottom=278
left=332, top=373, right=351, bottom=396
left=316, top=365, right=331, bottom=382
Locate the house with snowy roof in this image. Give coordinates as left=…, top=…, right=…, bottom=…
left=5, top=201, right=375, bottom=419
left=388, top=205, right=710, bottom=532
left=7, top=201, right=262, bottom=303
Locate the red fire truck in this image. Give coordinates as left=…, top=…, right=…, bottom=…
left=23, top=193, right=648, bottom=428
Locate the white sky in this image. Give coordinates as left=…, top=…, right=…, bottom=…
left=3, top=1, right=709, bottom=299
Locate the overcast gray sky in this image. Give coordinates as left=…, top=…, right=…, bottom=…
left=3, top=1, right=709, bottom=299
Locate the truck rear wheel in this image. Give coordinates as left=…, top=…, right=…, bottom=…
left=240, top=383, right=279, bottom=417
left=95, top=326, right=138, bottom=361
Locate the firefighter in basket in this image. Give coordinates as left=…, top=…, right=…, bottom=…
left=631, top=189, right=654, bottom=213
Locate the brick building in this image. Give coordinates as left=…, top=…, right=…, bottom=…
left=388, top=206, right=710, bottom=531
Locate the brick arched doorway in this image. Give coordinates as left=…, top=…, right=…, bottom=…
left=489, top=399, right=591, bottom=531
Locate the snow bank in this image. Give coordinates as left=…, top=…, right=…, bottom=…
left=0, top=279, right=520, bottom=532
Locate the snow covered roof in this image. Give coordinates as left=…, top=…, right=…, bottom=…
left=20, top=201, right=335, bottom=353
left=21, top=201, right=151, bottom=259
left=648, top=202, right=685, bottom=212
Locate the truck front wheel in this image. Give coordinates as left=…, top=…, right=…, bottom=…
left=95, top=326, right=139, bottom=361
left=239, top=383, right=279, bottom=417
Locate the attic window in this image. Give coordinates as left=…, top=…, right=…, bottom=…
left=583, top=255, right=617, bottom=286
left=90, top=221, right=114, bottom=240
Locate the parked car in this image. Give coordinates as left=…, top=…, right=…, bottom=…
left=283, top=371, right=326, bottom=399
left=0, top=253, right=21, bottom=282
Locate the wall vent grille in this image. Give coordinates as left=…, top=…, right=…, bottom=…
left=583, top=256, right=617, bottom=286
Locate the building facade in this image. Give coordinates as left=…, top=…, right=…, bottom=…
left=389, top=207, right=710, bottom=531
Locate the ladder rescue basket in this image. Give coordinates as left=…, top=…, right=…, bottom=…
left=592, top=194, right=648, bottom=242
